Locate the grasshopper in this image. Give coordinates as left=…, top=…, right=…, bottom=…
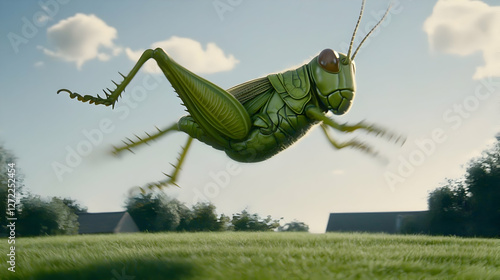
left=58, top=0, right=403, bottom=190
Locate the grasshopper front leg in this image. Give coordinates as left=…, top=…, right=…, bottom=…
left=319, top=123, right=378, bottom=157
left=305, top=105, right=405, bottom=145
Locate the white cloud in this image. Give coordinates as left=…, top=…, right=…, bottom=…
left=42, top=13, right=121, bottom=69
left=423, top=0, right=500, bottom=80
left=125, top=36, right=239, bottom=74
left=34, top=61, right=44, bottom=68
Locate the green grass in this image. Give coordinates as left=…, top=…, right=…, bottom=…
left=1, top=232, right=499, bottom=279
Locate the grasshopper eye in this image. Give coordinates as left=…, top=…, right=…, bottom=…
left=318, top=49, right=340, bottom=73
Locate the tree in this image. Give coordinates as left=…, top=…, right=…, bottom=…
left=427, top=139, right=500, bottom=237
left=218, top=214, right=232, bottom=231
left=125, top=193, right=197, bottom=232
left=18, top=195, right=78, bottom=236
left=60, top=197, right=88, bottom=214
left=188, top=202, right=224, bottom=232
left=231, top=210, right=280, bottom=231
left=427, top=180, right=471, bottom=236
left=175, top=200, right=193, bottom=231
left=1, top=142, right=82, bottom=236
left=278, top=220, right=309, bottom=232
left=50, top=197, right=79, bottom=235
left=126, top=193, right=172, bottom=232
left=464, top=141, right=500, bottom=237
left=157, top=197, right=182, bottom=231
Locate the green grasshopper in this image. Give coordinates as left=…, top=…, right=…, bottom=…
left=58, top=0, right=403, bottom=190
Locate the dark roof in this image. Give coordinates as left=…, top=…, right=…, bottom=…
left=326, top=211, right=427, bottom=233
left=77, top=211, right=139, bottom=234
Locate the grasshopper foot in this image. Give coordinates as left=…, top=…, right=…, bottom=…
left=127, top=173, right=180, bottom=196
left=128, top=137, right=193, bottom=194
left=57, top=88, right=115, bottom=107
left=145, top=174, right=180, bottom=190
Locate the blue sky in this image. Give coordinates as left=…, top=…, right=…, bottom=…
left=1, top=0, right=500, bottom=233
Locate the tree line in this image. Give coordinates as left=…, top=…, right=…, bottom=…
left=125, top=193, right=309, bottom=233
left=0, top=142, right=308, bottom=236
left=5, top=135, right=497, bottom=238
left=402, top=136, right=500, bottom=237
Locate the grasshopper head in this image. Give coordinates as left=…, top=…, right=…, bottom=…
left=309, top=0, right=391, bottom=116
left=309, top=49, right=356, bottom=115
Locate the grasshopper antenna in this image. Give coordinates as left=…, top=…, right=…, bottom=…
left=351, top=2, right=392, bottom=61
left=347, top=0, right=365, bottom=61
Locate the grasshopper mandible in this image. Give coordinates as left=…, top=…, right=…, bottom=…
left=58, top=0, right=404, bottom=190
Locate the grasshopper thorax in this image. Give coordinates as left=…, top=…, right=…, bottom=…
left=308, top=49, right=356, bottom=115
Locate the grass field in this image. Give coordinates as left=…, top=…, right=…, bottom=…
left=1, top=232, right=499, bottom=280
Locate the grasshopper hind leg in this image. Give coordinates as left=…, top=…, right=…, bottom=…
left=144, top=136, right=194, bottom=191
left=151, top=48, right=251, bottom=146
left=139, top=114, right=233, bottom=191
left=58, top=48, right=252, bottom=147
left=113, top=123, right=179, bottom=155
left=126, top=136, right=194, bottom=194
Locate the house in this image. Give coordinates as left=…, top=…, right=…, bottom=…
left=325, top=211, right=428, bottom=234
left=77, top=211, right=139, bottom=234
